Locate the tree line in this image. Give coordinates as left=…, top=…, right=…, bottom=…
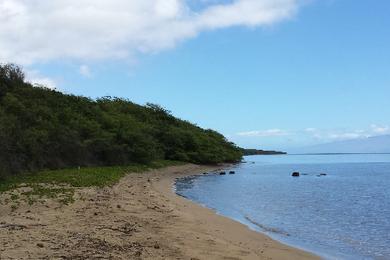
left=0, top=64, right=242, bottom=179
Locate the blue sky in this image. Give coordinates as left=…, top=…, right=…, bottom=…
left=1, top=0, right=389, bottom=151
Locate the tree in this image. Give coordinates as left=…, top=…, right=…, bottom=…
left=0, top=64, right=243, bottom=177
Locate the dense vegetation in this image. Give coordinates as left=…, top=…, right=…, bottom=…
left=0, top=64, right=242, bottom=179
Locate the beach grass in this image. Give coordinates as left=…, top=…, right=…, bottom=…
left=0, top=160, right=184, bottom=206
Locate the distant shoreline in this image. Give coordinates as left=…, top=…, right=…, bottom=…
left=243, top=149, right=287, bottom=156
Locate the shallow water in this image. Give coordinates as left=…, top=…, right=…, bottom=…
left=175, top=154, right=390, bottom=259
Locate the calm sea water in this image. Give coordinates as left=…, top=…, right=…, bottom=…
left=175, top=154, right=390, bottom=259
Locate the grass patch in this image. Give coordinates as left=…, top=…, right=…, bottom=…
left=21, top=184, right=76, bottom=205
left=0, top=160, right=184, bottom=205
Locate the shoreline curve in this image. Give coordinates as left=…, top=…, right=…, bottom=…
left=0, top=163, right=320, bottom=259
left=152, top=164, right=320, bottom=260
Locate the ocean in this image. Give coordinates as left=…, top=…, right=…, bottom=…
left=175, top=154, right=390, bottom=259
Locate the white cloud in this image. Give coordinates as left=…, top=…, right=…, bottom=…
left=370, top=124, right=390, bottom=134
left=306, top=125, right=390, bottom=142
left=0, top=0, right=301, bottom=65
left=304, top=127, right=317, bottom=132
left=304, top=128, right=370, bottom=141
left=326, top=125, right=390, bottom=141
left=237, top=125, right=390, bottom=141
left=26, top=70, right=57, bottom=89
left=237, top=128, right=290, bottom=137
left=328, top=132, right=370, bottom=140
left=79, top=65, right=92, bottom=78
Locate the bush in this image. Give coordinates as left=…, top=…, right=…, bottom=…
left=0, top=64, right=243, bottom=177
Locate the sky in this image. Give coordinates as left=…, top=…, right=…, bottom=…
left=1, top=0, right=389, bottom=151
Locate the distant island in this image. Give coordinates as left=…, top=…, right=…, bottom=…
left=242, top=149, right=287, bottom=156
left=292, top=135, right=390, bottom=154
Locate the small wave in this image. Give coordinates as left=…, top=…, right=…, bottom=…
left=244, top=215, right=290, bottom=237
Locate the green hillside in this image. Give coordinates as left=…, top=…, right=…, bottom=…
left=0, top=64, right=242, bottom=179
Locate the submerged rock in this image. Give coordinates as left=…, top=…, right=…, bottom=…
left=292, top=172, right=300, bottom=177
left=229, top=171, right=235, bottom=174
left=219, top=172, right=226, bottom=175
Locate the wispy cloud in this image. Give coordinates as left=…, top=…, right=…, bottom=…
left=371, top=124, right=390, bottom=135
left=235, top=125, right=390, bottom=143
left=79, top=65, right=92, bottom=78
left=304, top=127, right=317, bottom=132
left=26, top=70, right=57, bottom=89
left=304, top=125, right=390, bottom=142
left=0, top=0, right=301, bottom=65
left=328, top=132, right=370, bottom=140
left=237, top=128, right=290, bottom=137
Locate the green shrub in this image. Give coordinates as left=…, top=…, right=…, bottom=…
left=0, top=64, right=243, bottom=178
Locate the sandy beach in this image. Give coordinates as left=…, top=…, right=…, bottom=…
left=0, top=164, right=319, bottom=259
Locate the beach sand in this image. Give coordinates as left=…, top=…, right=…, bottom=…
left=0, top=164, right=319, bottom=259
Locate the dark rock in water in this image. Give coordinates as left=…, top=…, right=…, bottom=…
left=292, top=172, right=300, bottom=177
left=203, top=172, right=208, bottom=175
left=320, top=173, right=327, bottom=176
left=220, top=171, right=226, bottom=175
left=229, top=171, right=235, bottom=174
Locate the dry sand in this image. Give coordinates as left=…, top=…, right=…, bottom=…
left=0, top=164, right=319, bottom=259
